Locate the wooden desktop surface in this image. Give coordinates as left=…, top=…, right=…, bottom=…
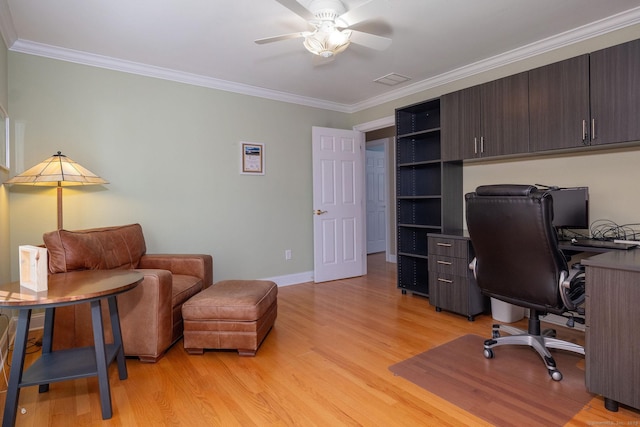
left=582, top=247, right=640, bottom=271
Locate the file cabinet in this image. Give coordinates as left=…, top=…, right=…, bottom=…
left=427, top=233, right=488, bottom=321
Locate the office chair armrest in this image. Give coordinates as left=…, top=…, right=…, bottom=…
left=469, top=257, right=477, bottom=279
left=560, top=268, right=585, bottom=312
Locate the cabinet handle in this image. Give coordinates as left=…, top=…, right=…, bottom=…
left=582, top=119, right=587, bottom=142
left=436, top=242, right=452, bottom=247
left=473, top=137, right=478, bottom=154
left=437, top=260, right=452, bottom=265
left=437, top=278, right=453, bottom=284
left=591, top=118, right=596, bottom=141
left=480, top=136, right=484, bottom=153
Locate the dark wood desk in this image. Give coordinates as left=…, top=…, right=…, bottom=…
left=582, top=250, right=640, bottom=412
left=0, top=270, right=143, bottom=427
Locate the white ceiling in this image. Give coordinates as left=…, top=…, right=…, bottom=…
left=2, top=0, right=640, bottom=112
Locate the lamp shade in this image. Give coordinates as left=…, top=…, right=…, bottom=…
left=5, top=151, right=108, bottom=186
left=4, top=151, right=108, bottom=229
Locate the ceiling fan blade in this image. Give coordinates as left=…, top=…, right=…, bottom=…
left=255, top=32, right=307, bottom=45
left=349, top=30, right=392, bottom=51
left=337, top=0, right=381, bottom=27
left=274, top=0, right=315, bottom=21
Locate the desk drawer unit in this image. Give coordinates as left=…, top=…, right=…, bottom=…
left=427, top=234, right=487, bottom=321
left=585, top=264, right=640, bottom=412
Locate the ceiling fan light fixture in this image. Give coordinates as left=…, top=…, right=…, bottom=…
left=303, top=29, right=351, bottom=58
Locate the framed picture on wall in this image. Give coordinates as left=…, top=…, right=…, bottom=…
left=0, top=104, right=8, bottom=170
left=240, top=142, right=265, bottom=175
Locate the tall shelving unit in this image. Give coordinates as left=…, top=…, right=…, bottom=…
left=396, top=98, right=463, bottom=296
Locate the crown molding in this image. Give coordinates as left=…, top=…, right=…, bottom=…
left=353, top=116, right=394, bottom=132
left=8, top=39, right=354, bottom=113
left=5, top=6, right=640, bottom=114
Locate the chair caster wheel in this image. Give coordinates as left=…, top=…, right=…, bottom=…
left=483, top=348, right=494, bottom=359
left=492, top=330, right=500, bottom=338
left=549, top=369, right=563, bottom=381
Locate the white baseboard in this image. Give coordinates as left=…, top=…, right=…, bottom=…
left=263, top=254, right=398, bottom=287
left=28, top=312, right=46, bottom=330
left=263, top=271, right=314, bottom=287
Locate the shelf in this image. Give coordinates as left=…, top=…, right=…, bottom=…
left=396, top=96, right=462, bottom=297
left=397, top=223, right=442, bottom=230
left=397, top=195, right=441, bottom=200
left=397, top=127, right=441, bottom=139
left=397, top=199, right=442, bottom=226
left=397, top=129, right=441, bottom=163
left=398, top=159, right=441, bottom=167
left=397, top=255, right=429, bottom=296
left=398, top=227, right=432, bottom=256
left=396, top=99, right=441, bottom=136
left=397, top=252, right=429, bottom=259
left=20, top=344, right=120, bottom=387
left=397, top=165, right=442, bottom=197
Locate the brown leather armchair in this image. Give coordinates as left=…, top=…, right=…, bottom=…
left=43, top=223, right=213, bottom=362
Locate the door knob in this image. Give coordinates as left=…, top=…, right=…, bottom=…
left=314, top=210, right=327, bottom=215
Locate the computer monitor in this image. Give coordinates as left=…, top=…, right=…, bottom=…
left=549, top=187, right=589, bottom=231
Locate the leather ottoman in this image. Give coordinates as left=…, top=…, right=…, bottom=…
left=182, top=280, right=277, bottom=356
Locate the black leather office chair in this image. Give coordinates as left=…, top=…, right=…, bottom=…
left=465, top=184, right=585, bottom=381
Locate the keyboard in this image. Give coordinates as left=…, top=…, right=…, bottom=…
left=571, top=239, right=638, bottom=250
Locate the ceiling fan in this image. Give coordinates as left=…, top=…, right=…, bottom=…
left=255, top=0, right=392, bottom=60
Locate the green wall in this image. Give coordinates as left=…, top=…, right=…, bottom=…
left=7, top=53, right=348, bottom=282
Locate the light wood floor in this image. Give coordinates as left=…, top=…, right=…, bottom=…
left=1, top=253, right=639, bottom=426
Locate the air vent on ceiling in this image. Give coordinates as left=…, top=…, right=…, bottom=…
left=374, top=73, right=411, bottom=86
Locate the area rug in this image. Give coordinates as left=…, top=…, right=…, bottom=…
left=389, top=334, right=592, bottom=426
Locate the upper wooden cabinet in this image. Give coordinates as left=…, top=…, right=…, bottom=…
left=481, top=73, right=530, bottom=157
left=530, top=39, right=640, bottom=151
left=441, top=86, right=480, bottom=160
left=444, top=38, right=640, bottom=159
left=590, top=39, right=640, bottom=146
left=529, top=55, right=590, bottom=151
left=442, top=72, right=529, bottom=161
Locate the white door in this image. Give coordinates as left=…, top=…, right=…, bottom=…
left=312, top=126, right=366, bottom=283
left=366, top=148, right=386, bottom=254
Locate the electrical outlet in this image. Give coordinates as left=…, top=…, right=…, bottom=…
left=285, top=249, right=292, bottom=260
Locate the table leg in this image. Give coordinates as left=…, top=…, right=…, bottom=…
left=107, top=296, right=128, bottom=380
left=38, top=307, right=55, bottom=393
left=2, top=309, right=31, bottom=427
left=90, top=300, right=112, bottom=420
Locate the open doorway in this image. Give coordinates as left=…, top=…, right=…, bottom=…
left=366, top=138, right=388, bottom=255
left=362, top=123, right=395, bottom=263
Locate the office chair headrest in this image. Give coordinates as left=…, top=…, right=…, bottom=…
left=474, top=184, right=539, bottom=197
